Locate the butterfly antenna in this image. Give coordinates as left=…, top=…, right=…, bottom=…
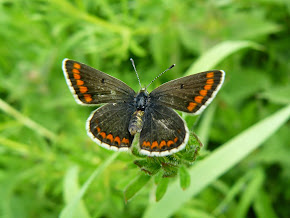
left=130, top=58, right=142, bottom=89
left=146, top=64, right=175, bottom=89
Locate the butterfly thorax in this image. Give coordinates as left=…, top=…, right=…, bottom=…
left=128, top=89, right=149, bottom=135
left=134, top=89, right=149, bottom=110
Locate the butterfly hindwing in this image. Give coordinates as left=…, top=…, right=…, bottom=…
left=150, top=70, right=225, bottom=114
left=87, top=102, right=135, bottom=151
left=139, top=104, right=189, bottom=156
left=62, top=59, right=136, bottom=105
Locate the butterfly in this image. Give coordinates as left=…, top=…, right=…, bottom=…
left=62, top=58, right=225, bottom=156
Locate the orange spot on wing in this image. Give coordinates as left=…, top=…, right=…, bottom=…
left=187, top=102, right=197, bottom=111
left=72, top=69, right=80, bottom=74
left=99, top=132, right=106, bottom=139
left=206, top=79, right=214, bottom=85
left=142, top=141, right=151, bottom=147
left=73, top=63, right=81, bottom=69
left=142, top=141, right=149, bottom=147
left=114, top=136, right=120, bottom=145
left=195, top=95, right=204, bottom=104
left=122, top=138, right=129, bottom=145
left=96, top=127, right=101, bottom=133
left=204, top=84, right=212, bottom=90
left=79, top=86, right=88, bottom=93
left=167, top=140, right=174, bottom=147
left=199, top=89, right=207, bottom=96
left=106, top=134, right=113, bottom=143
left=206, top=72, right=214, bottom=78
left=73, top=73, right=81, bottom=80
left=84, top=94, right=92, bottom=102
left=76, top=80, right=84, bottom=86
left=151, top=141, right=158, bottom=149
left=174, top=137, right=178, bottom=143
left=160, top=140, right=166, bottom=149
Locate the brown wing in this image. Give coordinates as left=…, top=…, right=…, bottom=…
left=87, top=102, right=135, bottom=151
left=139, top=104, right=189, bottom=157
left=62, top=59, right=136, bottom=105
left=149, top=70, right=225, bottom=114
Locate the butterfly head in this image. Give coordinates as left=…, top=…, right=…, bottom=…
left=134, top=88, right=149, bottom=111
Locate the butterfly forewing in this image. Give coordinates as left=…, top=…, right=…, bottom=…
left=62, top=59, right=136, bottom=105
left=150, top=70, right=225, bottom=114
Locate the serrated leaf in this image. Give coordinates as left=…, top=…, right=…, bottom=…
left=124, top=174, right=151, bottom=202
left=179, top=166, right=190, bottom=190
left=161, top=163, right=179, bottom=178
left=134, top=158, right=162, bottom=176
left=156, top=178, right=169, bottom=202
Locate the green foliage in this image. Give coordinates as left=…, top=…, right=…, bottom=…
left=0, top=0, right=289, bottom=218
left=179, top=165, right=191, bottom=190
left=124, top=173, right=151, bottom=203
left=133, top=132, right=202, bottom=179
left=155, top=177, right=169, bottom=202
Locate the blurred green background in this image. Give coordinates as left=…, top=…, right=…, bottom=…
left=0, top=1, right=289, bottom=217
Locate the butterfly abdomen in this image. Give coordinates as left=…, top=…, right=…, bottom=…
left=128, top=89, right=149, bottom=135
left=128, top=110, right=145, bottom=135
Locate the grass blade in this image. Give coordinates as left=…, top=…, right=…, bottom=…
left=59, top=152, right=119, bottom=218
left=185, top=40, right=263, bottom=75
left=253, top=189, right=279, bottom=218
left=0, top=98, right=56, bottom=140
left=143, top=104, right=290, bottom=218
left=235, top=168, right=265, bottom=218
left=62, top=166, right=91, bottom=218
left=196, top=104, right=216, bottom=148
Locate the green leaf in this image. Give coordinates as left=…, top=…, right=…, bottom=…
left=185, top=40, right=263, bottom=75
left=213, top=170, right=252, bottom=216
left=154, top=172, right=163, bottom=185
left=155, top=178, right=169, bottom=202
left=124, top=173, right=151, bottom=202
left=179, top=166, right=190, bottom=190
left=130, top=39, right=147, bottom=57
left=253, top=189, right=279, bottom=218
left=259, top=85, right=290, bottom=104
left=235, top=168, right=265, bottom=218
left=196, top=104, right=216, bottom=148
left=0, top=98, right=56, bottom=140
left=63, top=166, right=90, bottom=218
left=221, top=69, right=271, bottom=106
left=143, top=104, right=290, bottom=218
left=59, top=152, right=119, bottom=218
left=134, top=158, right=162, bottom=176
